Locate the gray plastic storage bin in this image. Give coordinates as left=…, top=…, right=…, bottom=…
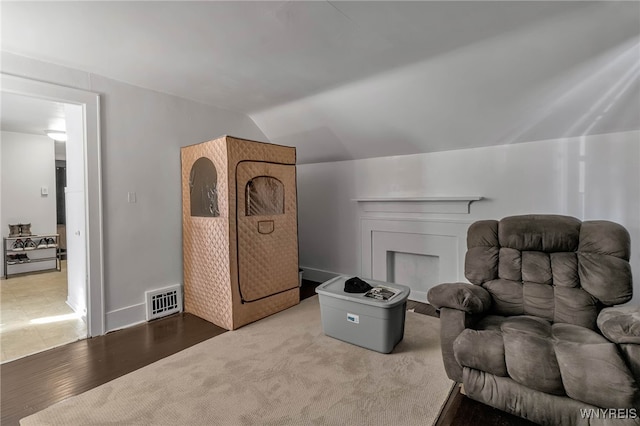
left=315, top=276, right=411, bottom=354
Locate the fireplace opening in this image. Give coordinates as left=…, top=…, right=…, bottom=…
left=386, top=251, right=440, bottom=300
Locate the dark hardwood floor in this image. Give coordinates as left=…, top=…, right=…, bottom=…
left=1, top=279, right=535, bottom=426
left=1, top=313, right=225, bottom=425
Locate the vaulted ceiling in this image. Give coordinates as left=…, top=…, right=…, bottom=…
left=2, top=1, right=639, bottom=163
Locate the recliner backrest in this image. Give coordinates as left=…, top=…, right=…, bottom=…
left=465, top=215, right=632, bottom=329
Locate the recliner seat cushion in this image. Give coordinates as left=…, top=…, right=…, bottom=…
left=454, top=329, right=508, bottom=377
left=453, top=315, right=640, bottom=409
left=620, top=344, right=640, bottom=384
left=462, top=368, right=640, bottom=426
left=501, top=317, right=565, bottom=396
left=452, top=315, right=513, bottom=378
left=453, top=315, right=553, bottom=382
left=552, top=323, right=639, bottom=408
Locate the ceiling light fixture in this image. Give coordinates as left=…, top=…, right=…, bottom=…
left=44, top=130, right=67, bottom=142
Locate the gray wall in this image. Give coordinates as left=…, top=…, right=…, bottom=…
left=1, top=131, right=57, bottom=276
left=297, top=131, right=640, bottom=304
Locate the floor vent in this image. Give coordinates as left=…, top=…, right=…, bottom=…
left=145, top=285, right=182, bottom=321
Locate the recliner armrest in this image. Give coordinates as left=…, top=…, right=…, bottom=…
left=597, top=305, right=640, bottom=344
left=427, top=283, right=492, bottom=314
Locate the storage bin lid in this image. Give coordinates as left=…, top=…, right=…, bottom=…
left=315, top=276, right=410, bottom=308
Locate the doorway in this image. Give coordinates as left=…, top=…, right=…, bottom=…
left=0, top=94, right=88, bottom=362
left=0, top=74, right=104, bottom=356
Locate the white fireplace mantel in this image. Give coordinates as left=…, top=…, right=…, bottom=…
left=356, top=196, right=482, bottom=301
left=353, top=196, right=483, bottom=215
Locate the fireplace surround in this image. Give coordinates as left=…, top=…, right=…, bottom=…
left=355, top=196, right=482, bottom=301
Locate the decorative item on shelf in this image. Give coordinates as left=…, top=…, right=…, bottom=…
left=11, top=239, right=24, bottom=251
left=24, top=238, right=36, bottom=250
left=7, top=223, right=32, bottom=237
left=8, top=224, right=20, bottom=237
left=19, top=223, right=32, bottom=236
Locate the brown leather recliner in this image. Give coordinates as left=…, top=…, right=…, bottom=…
left=427, top=215, right=640, bottom=425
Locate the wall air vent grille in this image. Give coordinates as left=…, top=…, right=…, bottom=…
left=145, top=285, right=182, bottom=321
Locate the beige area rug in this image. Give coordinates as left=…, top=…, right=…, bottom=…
left=22, top=296, right=454, bottom=426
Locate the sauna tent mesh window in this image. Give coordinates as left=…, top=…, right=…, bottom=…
left=246, top=176, right=284, bottom=216
left=189, top=157, right=219, bottom=217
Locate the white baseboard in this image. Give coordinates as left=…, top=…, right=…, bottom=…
left=299, top=266, right=343, bottom=284
left=105, top=303, right=146, bottom=333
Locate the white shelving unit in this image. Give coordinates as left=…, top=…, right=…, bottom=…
left=3, top=234, right=61, bottom=279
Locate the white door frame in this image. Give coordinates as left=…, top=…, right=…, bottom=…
left=1, top=73, right=105, bottom=336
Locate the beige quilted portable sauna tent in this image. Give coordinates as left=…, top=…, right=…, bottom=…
left=181, top=135, right=299, bottom=330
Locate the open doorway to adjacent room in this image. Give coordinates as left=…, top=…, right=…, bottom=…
left=0, top=92, right=87, bottom=362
